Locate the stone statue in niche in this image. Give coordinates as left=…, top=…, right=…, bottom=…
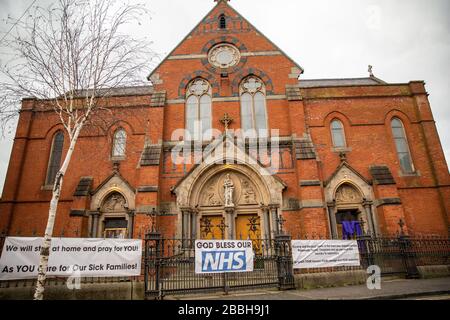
left=223, top=174, right=235, bottom=207
left=103, top=193, right=126, bottom=212
left=241, top=179, right=256, bottom=204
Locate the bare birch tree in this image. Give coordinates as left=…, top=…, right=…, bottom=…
left=0, top=0, right=155, bottom=300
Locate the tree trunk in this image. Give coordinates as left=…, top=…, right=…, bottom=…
left=33, top=123, right=83, bottom=300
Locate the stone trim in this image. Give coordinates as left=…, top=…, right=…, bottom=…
left=135, top=205, right=155, bottom=214
left=137, top=186, right=159, bottom=193
left=70, top=210, right=86, bottom=217
left=166, top=94, right=286, bottom=105
left=241, top=51, right=282, bottom=57
left=375, top=198, right=402, bottom=207
left=300, top=180, right=322, bottom=187
left=200, top=36, right=248, bottom=75
left=167, top=54, right=208, bottom=60
left=150, top=91, right=166, bottom=107
left=286, top=86, right=303, bottom=101
left=282, top=199, right=325, bottom=211
left=301, top=200, right=325, bottom=208
left=178, top=71, right=219, bottom=99
left=166, top=51, right=282, bottom=61
left=231, top=68, right=274, bottom=96
left=398, top=170, right=421, bottom=178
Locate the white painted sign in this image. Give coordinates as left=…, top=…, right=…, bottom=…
left=0, top=237, right=142, bottom=280
left=292, top=240, right=361, bottom=269
left=195, top=240, right=254, bottom=274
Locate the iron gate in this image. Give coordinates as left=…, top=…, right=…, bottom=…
left=357, top=235, right=450, bottom=278
left=144, top=233, right=295, bottom=299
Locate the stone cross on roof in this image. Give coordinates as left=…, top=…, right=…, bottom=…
left=368, top=65, right=374, bottom=77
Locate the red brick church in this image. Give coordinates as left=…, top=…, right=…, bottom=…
left=0, top=0, right=448, bottom=241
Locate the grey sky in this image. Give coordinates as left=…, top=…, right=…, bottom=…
left=0, top=0, right=449, bottom=196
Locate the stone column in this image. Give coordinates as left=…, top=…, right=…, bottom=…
left=327, top=201, right=338, bottom=239
left=181, top=208, right=192, bottom=241
left=190, top=209, right=198, bottom=239
left=127, top=209, right=136, bottom=239
left=91, top=211, right=101, bottom=238
left=269, top=205, right=279, bottom=237
left=261, top=205, right=271, bottom=239
left=363, top=200, right=376, bottom=236
left=224, top=207, right=235, bottom=240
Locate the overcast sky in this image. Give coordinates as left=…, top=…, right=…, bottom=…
left=0, top=0, right=449, bottom=196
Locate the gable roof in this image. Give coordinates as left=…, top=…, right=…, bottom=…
left=172, top=132, right=287, bottom=193
left=91, top=171, right=135, bottom=196
left=299, top=77, right=387, bottom=88
left=324, top=161, right=371, bottom=187
left=148, top=0, right=304, bottom=81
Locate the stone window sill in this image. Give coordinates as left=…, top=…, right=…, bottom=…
left=41, top=185, right=53, bottom=191
left=399, top=170, right=421, bottom=177
left=332, top=147, right=352, bottom=153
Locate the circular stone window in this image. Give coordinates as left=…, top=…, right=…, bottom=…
left=208, top=43, right=241, bottom=69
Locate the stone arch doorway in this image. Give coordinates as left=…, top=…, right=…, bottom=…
left=97, top=191, right=131, bottom=239
left=174, top=162, right=285, bottom=242
left=333, top=183, right=368, bottom=239
left=196, top=170, right=265, bottom=241
left=89, top=172, right=136, bottom=239
left=325, top=162, right=378, bottom=239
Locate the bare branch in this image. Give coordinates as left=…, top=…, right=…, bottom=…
left=0, top=0, right=156, bottom=300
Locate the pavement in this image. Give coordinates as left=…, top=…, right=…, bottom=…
left=166, top=277, right=450, bottom=300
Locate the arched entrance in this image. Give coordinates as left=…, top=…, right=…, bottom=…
left=89, top=172, right=136, bottom=238
left=98, top=192, right=130, bottom=238
left=334, top=183, right=368, bottom=239
left=172, top=134, right=286, bottom=244
left=325, top=162, right=378, bottom=239
left=174, top=162, right=285, bottom=242
left=196, top=171, right=264, bottom=241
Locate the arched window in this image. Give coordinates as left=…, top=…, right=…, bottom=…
left=46, top=131, right=64, bottom=185
left=112, top=128, right=127, bottom=158
left=186, top=79, right=212, bottom=141
left=240, top=76, right=268, bottom=137
left=391, top=118, right=414, bottom=173
left=219, top=14, right=226, bottom=29
left=331, top=119, right=346, bottom=148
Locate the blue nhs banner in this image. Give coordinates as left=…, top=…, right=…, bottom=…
left=195, top=240, right=254, bottom=274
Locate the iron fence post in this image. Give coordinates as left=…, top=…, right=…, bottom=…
left=145, top=230, right=163, bottom=300
left=357, top=235, right=373, bottom=269
left=223, top=273, right=229, bottom=295
left=274, top=233, right=295, bottom=290
left=398, top=235, right=419, bottom=279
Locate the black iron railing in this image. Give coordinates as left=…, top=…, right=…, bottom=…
left=0, top=234, right=5, bottom=257
left=1, top=233, right=449, bottom=296
left=292, top=233, right=450, bottom=278
left=144, top=234, right=295, bottom=299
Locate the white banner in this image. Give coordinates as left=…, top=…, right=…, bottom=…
left=0, top=237, right=142, bottom=280
left=195, top=240, right=254, bottom=274
left=292, top=240, right=360, bottom=269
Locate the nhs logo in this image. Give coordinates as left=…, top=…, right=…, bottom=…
left=195, top=240, right=254, bottom=274
left=201, top=251, right=246, bottom=272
